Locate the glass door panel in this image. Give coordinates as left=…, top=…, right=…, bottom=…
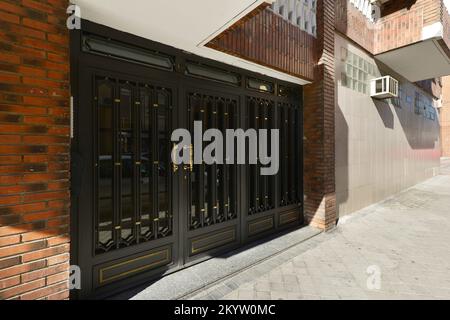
left=188, top=92, right=238, bottom=230
left=139, top=86, right=153, bottom=241
left=118, top=83, right=136, bottom=246
left=94, top=77, right=174, bottom=254
left=155, top=88, right=172, bottom=238
left=247, top=97, right=276, bottom=215
left=278, top=102, right=301, bottom=207
left=96, top=79, right=115, bottom=253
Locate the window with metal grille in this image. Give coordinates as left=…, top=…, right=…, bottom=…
left=82, top=34, right=174, bottom=71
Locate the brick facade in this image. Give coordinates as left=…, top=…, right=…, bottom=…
left=205, top=1, right=337, bottom=230
left=441, top=76, right=450, bottom=157
left=336, top=0, right=444, bottom=56
left=303, top=0, right=337, bottom=230
left=0, top=0, right=70, bottom=300
left=206, top=5, right=316, bottom=81
left=335, top=0, right=375, bottom=53
left=335, top=0, right=444, bottom=99
left=0, top=0, right=444, bottom=300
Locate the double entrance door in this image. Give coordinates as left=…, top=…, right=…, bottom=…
left=73, top=30, right=303, bottom=299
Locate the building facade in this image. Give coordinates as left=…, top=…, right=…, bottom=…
left=334, top=0, right=443, bottom=215
left=0, top=0, right=446, bottom=299
left=441, top=76, right=450, bottom=157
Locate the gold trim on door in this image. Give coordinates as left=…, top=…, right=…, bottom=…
left=190, top=227, right=236, bottom=255
left=98, top=247, right=171, bottom=285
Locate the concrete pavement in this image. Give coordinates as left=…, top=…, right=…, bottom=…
left=189, top=158, right=450, bottom=300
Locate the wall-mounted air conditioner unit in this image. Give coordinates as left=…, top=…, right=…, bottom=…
left=370, top=76, right=399, bottom=99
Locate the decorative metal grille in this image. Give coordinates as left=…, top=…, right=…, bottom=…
left=247, top=97, right=276, bottom=215
left=246, top=97, right=301, bottom=216
left=278, top=102, right=301, bottom=207
left=270, top=0, right=317, bottom=36
left=187, top=93, right=238, bottom=230
left=95, top=76, right=173, bottom=254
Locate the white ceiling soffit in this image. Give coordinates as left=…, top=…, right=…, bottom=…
left=72, top=0, right=307, bottom=85
left=375, top=39, right=450, bottom=82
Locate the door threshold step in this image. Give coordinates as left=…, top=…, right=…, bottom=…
left=110, top=226, right=322, bottom=300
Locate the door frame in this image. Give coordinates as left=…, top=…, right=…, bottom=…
left=73, top=56, right=184, bottom=299
left=178, top=83, right=244, bottom=267
left=70, top=20, right=304, bottom=299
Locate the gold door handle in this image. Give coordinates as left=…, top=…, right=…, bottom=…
left=190, top=144, right=193, bottom=172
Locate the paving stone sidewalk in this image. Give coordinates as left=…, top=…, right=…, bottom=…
left=188, top=158, right=450, bottom=300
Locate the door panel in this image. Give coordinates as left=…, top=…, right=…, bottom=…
left=183, top=91, right=241, bottom=260
left=77, top=69, right=180, bottom=298
left=136, top=85, right=174, bottom=243
left=243, top=97, right=303, bottom=241
left=93, top=77, right=176, bottom=254
left=247, top=97, right=277, bottom=216
left=118, top=82, right=135, bottom=247
left=138, top=86, right=153, bottom=241
left=96, top=79, right=115, bottom=253
left=187, top=93, right=238, bottom=230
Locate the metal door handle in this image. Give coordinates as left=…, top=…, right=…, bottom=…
left=172, top=143, right=179, bottom=173
left=182, top=144, right=193, bottom=172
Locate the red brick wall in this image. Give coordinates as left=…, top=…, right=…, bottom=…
left=207, top=6, right=316, bottom=81
left=375, top=0, right=444, bottom=55
left=303, top=0, right=337, bottom=230
left=336, top=0, right=443, bottom=55
left=0, top=0, right=70, bottom=300
left=441, top=76, right=450, bottom=157
left=374, top=6, right=424, bottom=54
left=335, top=0, right=375, bottom=53
left=380, top=0, right=441, bottom=25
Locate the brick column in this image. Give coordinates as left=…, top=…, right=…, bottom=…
left=0, top=0, right=70, bottom=300
left=303, top=0, right=337, bottom=230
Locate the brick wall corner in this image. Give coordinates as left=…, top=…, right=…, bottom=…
left=303, top=0, right=337, bottom=231
left=0, top=0, right=71, bottom=300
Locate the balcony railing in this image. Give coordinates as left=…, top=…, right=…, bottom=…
left=441, top=1, right=450, bottom=52
left=374, top=7, right=424, bottom=54
left=334, top=0, right=450, bottom=81
left=349, top=0, right=377, bottom=22
left=373, top=0, right=450, bottom=81
left=270, top=0, right=317, bottom=37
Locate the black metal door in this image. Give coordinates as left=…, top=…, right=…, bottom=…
left=242, top=97, right=303, bottom=242
left=180, top=90, right=242, bottom=264
left=75, top=64, right=181, bottom=298
left=71, top=22, right=303, bottom=299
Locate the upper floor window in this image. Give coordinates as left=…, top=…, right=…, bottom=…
left=414, top=92, right=422, bottom=115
